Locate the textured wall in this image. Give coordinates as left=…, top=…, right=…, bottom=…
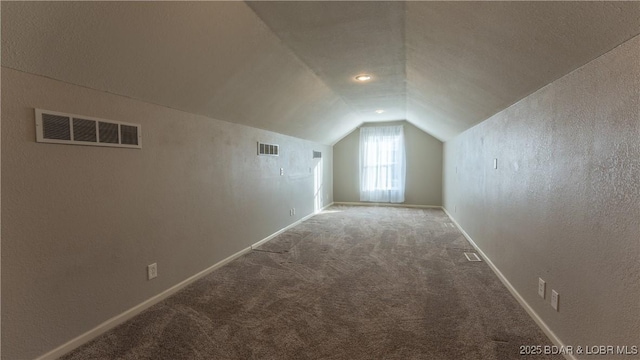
left=1, top=68, right=333, bottom=360
left=443, top=35, right=639, bottom=356
left=333, top=121, right=442, bottom=206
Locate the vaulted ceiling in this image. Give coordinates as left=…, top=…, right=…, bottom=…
left=2, top=1, right=639, bottom=144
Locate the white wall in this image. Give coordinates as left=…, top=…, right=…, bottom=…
left=1, top=68, right=333, bottom=360
left=333, top=120, right=443, bottom=206
left=443, top=35, right=639, bottom=356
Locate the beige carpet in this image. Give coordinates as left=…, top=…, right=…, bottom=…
left=61, top=205, right=560, bottom=359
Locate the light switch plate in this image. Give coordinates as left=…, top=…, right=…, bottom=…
left=551, top=290, right=559, bottom=311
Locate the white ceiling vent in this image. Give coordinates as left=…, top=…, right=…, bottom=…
left=35, top=109, right=141, bottom=149
left=257, top=142, right=279, bottom=156
left=313, top=151, right=322, bottom=158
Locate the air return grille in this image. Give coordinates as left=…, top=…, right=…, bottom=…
left=313, top=151, right=322, bottom=158
left=98, top=122, right=119, bottom=144
left=42, top=113, right=72, bottom=140
left=35, top=109, right=141, bottom=149
left=73, top=118, right=98, bottom=142
left=120, top=125, right=140, bottom=145
left=257, top=142, right=279, bottom=156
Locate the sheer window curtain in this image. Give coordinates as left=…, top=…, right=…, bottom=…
left=359, top=125, right=406, bottom=203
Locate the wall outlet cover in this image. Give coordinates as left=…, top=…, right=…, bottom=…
left=551, top=290, right=559, bottom=311
left=147, top=263, right=157, bottom=280
left=538, top=278, right=546, bottom=299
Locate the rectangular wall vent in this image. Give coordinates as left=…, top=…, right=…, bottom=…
left=257, top=142, right=279, bottom=156
left=313, top=151, right=322, bottom=158
left=35, top=109, right=141, bottom=149
left=464, top=252, right=482, bottom=262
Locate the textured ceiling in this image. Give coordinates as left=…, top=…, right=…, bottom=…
left=2, top=1, right=639, bottom=144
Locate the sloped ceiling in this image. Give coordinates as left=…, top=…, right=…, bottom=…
left=2, top=1, right=639, bottom=144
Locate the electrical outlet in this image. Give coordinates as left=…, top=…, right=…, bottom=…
left=147, top=263, right=157, bottom=280
left=280, top=168, right=284, bottom=176
left=538, top=278, right=546, bottom=299
left=292, top=208, right=295, bottom=215
left=493, top=158, right=498, bottom=169
left=551, top=290, right=559, bottom=311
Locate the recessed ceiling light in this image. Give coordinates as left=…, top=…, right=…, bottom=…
left=355, top=74, right=372, bottom=81
left=375, top=109, right=385, bottom=114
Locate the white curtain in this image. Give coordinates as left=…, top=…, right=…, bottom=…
left=359, top=125, right=406, bottom=203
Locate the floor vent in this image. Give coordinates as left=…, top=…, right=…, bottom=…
left=258, top=142, right=279, bottom=156
left=464, top=252, right=482, bottom=262
left=35, top=109, right=141, bottom=149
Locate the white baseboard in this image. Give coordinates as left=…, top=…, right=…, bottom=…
left=34, top=245, right=251, bottom=360
left=333, top=201, right=442, bottom=209
left=251, top=202, right=334, bottom=249
left=35, top=204, right=334, bottom=360
left=441, top=207, right=576, bottom=360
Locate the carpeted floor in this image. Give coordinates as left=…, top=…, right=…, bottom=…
left=61, top=205, right=561, bottom=360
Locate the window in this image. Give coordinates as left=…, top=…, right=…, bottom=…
left=359, top=125, right=406, bottom=203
